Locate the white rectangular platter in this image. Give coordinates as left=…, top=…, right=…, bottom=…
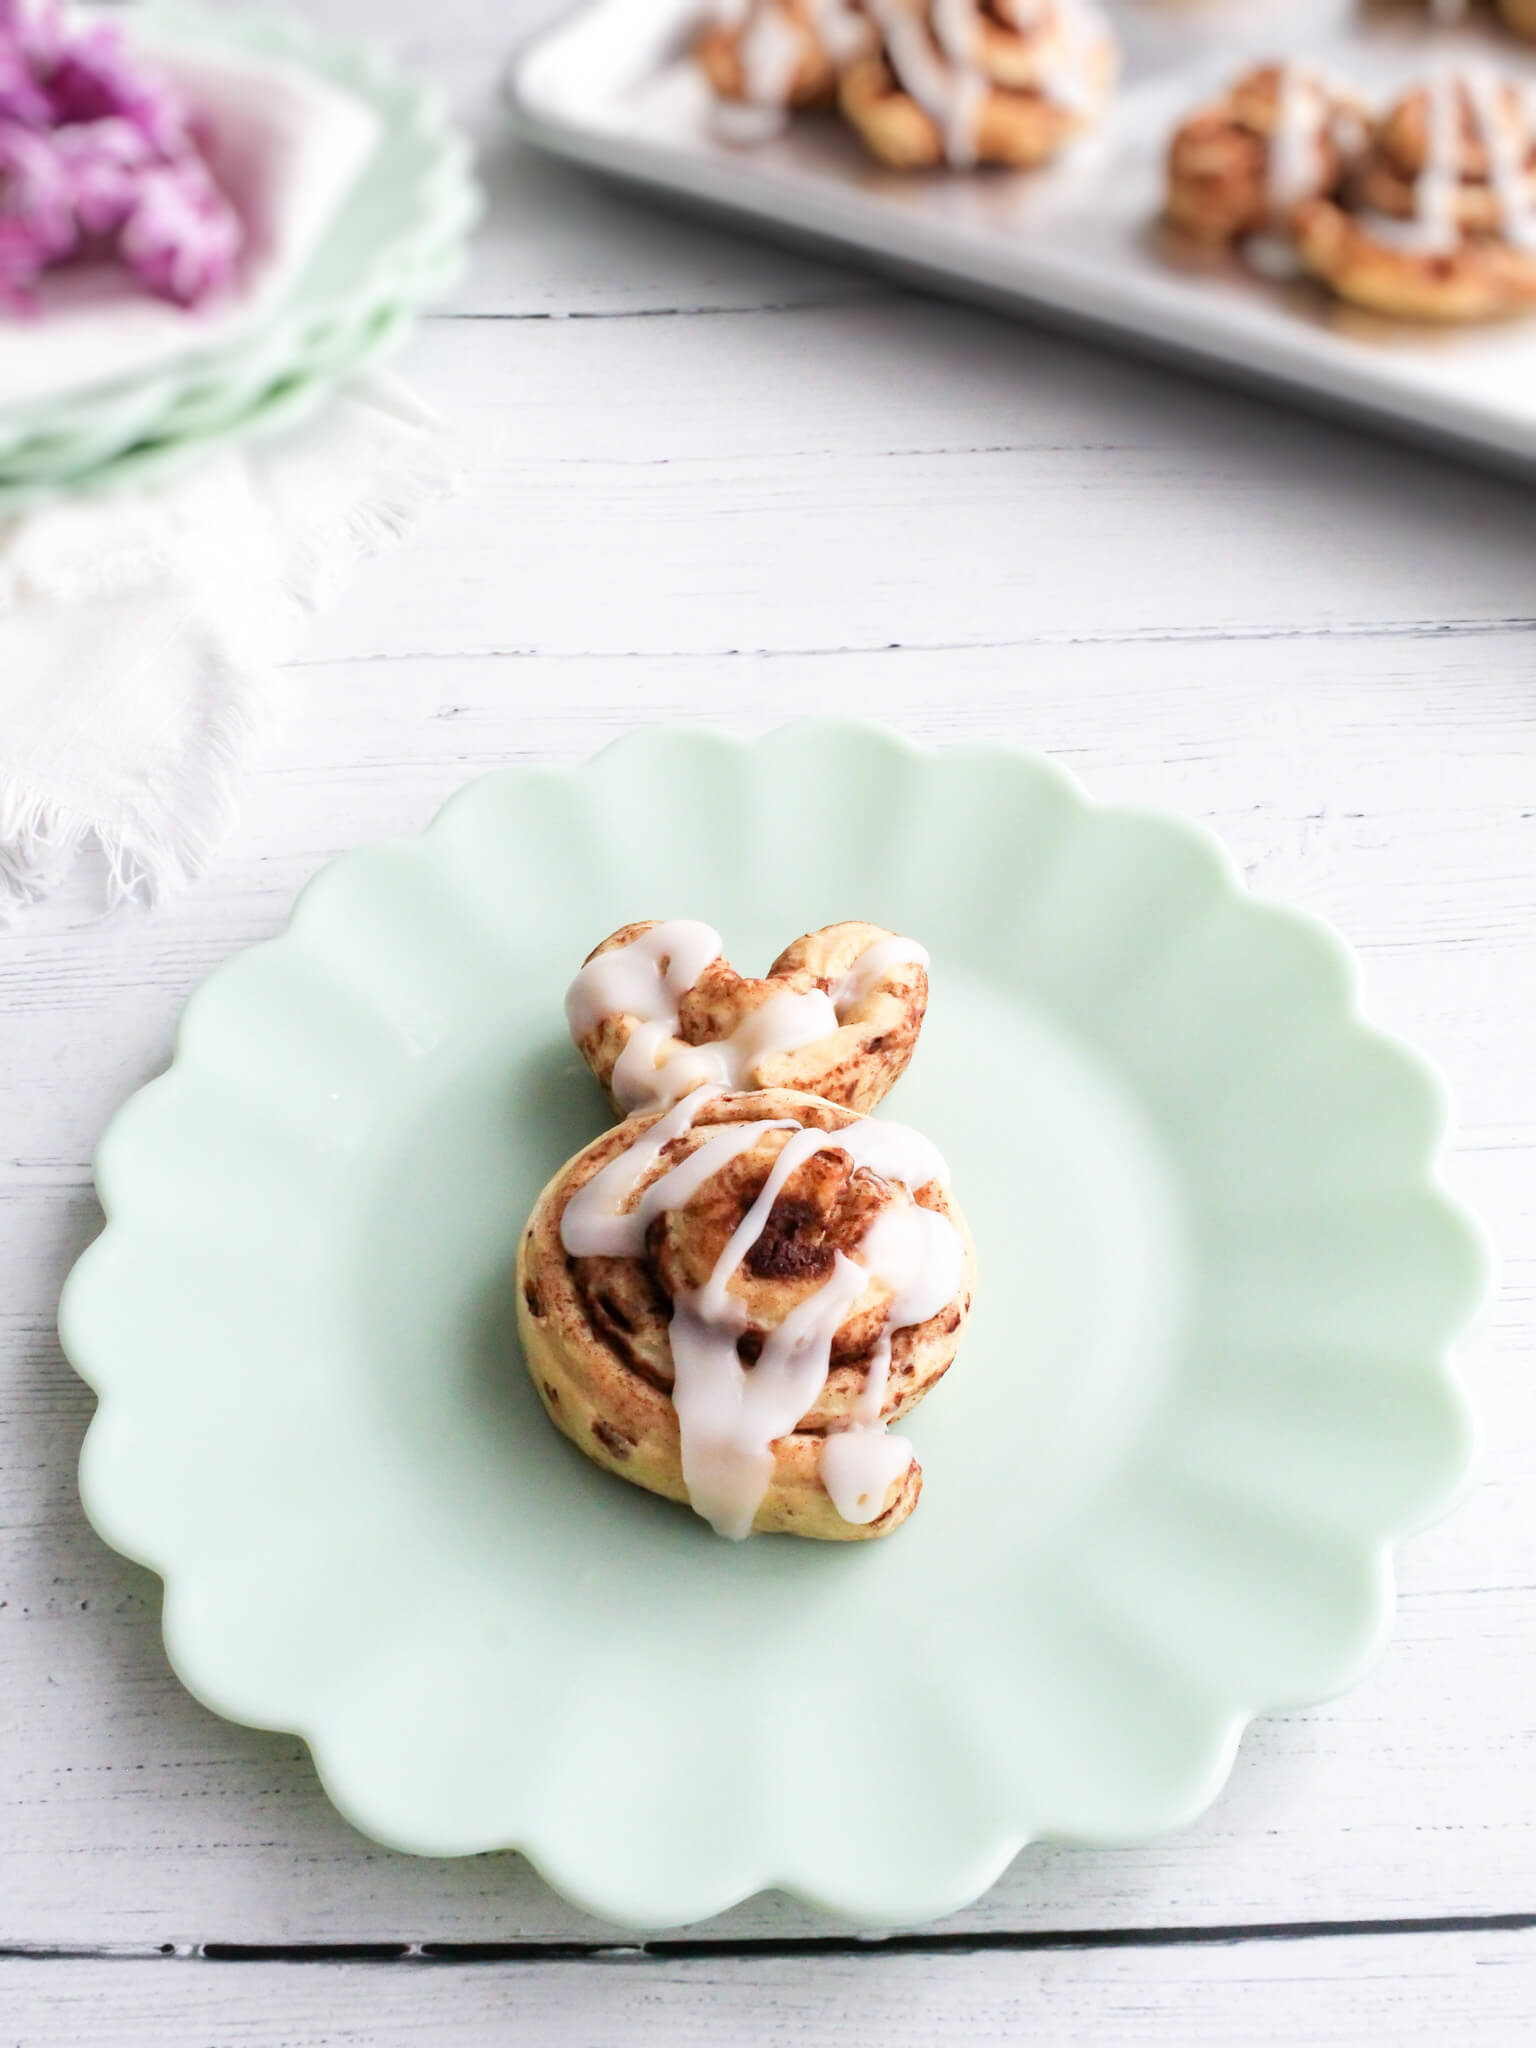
left=507, top=0, right=1536, bottom=474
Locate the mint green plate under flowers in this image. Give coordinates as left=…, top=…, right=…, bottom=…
left=58, top=724, right=1486, bottom=1930
left=0, top=4, right=478, bottom=506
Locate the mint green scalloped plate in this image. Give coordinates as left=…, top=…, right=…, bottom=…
left=58, top=724, right=1486, bottom=1929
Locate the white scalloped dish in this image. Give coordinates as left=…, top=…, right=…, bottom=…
left=58, top=724, right=1486, bottom=1928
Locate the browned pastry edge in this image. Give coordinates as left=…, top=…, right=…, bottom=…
left=573, top=919, right=929, bottom=1118
left=1294, top=195, right=1536, bottom=320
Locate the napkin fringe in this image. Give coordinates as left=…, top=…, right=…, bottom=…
left=274, top=414, right=457, bottom=611
left=0, top=646, right=264, bottom=921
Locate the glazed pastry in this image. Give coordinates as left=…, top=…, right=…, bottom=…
left=695, top=0, right=873, bottom=135
left=1165, top=63, right=1372, bottom=248
left=1294, top=71, right=1536, bottom=321
left=517, top=1086, right=976, bottom=1540
left=566, top=919, right=930, bottom=1117
left=839, top=0, right=1118, bottom=171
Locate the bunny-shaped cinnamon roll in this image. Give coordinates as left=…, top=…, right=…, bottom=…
left=566, top=919, right=930, bottom=1118
left=518, top=917, right=974, bottom=1541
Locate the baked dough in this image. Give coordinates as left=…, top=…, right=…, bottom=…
left=568, top=919, right=929, bottom=1118
left=518, top=1089, right=976, bottom=1540
left=1296, top=76, right=1536, bottom=322
left=838, top=0, right=1117, bottom=170
left=1165, top=63, right=1370, bottom=245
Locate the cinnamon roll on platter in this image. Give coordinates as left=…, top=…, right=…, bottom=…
left=508, top=0, right=1536, bottom=473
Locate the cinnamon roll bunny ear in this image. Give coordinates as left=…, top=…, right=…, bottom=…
left=565, top=919, right=930, bottom=1119
left=517, top=1088, right=976, bottom=1540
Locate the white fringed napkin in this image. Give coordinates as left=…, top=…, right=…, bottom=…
left=0, top=373, right=454, bottom=916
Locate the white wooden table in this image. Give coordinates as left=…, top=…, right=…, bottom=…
left=2, top=1, right=1533, bottom=2039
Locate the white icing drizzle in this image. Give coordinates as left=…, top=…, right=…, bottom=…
left=872, top=0, right=988, bottom=168
left=559, top=1089, right=964, bottom=1539
left=1268, top=65, right=1330, bottom=215
left=1367, top=68, right=1536, bottom=259
left=707, top=0, right=869, bottom=123
left=566, top=921, right=928, bottom=1115
left=1024, top=0, right=1108, bottom=120
left=1464, top=64, right=1536, bottom=253
left=739, top=1, right=805, bottom=107
left=866, top=0, right=1106, bottom=170
left=808, top=0, right=873, bottom=65
left=1413, top=69, right=1467, bottom=254
left=832, top=932, right=930, bottom=1010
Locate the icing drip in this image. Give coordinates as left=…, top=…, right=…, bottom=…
left=808, top=0, right=873, bottom=64
left=1413, top=70, right=1466, bottom=254
left=1268, top=65, right=1329, bottom=214
left=872, top=0, right=988, bottom=168
left=707, top=0, right=868, bottom=125
left=1464, top=65, right=1536, bottom=253
left=1375, top=69, right=1536, bottom=258
left=560, top=1089, right=964, bottom=1539
left=740, top=1, right=805, bottom=107
left=566, top=921, right=927, bottom=1114
left=1024, top=0, right=1109, bottom=120
left=832, top=933, right=930, bottom=1010
left=868, top=0, right=1106, bottom=167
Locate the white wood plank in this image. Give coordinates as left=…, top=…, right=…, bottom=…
left=281, top=313, right=1536, bottom=677
left=3, top=1936, right=1534, bottom=2046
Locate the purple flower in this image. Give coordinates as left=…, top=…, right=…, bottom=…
left=0, top=0, right=242, bottom=310
left=120, top=159, right=240, bottom=307
left=0, top=38, right=50, bottom=127
left=53, top=114, right=154, bottom=236
left=46, top=21, right=189, bottom=157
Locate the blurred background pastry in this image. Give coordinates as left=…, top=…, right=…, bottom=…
left=1295, top=72, right=1536, bottom=320
left=839, top=0, right=1118, bottom=169
left=1165, top=63, right=1372, bottom=248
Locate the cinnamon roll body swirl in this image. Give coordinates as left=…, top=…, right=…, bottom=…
left=1165, top=63, right=1372, bottom=247
left=1294, top=73, right=1536, bottom=321
left=566, top=919, right=929, bottom=1118
left=517, top=1088, right=976, bottom=1540
left=839, top=0, right=1118, bottom=170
